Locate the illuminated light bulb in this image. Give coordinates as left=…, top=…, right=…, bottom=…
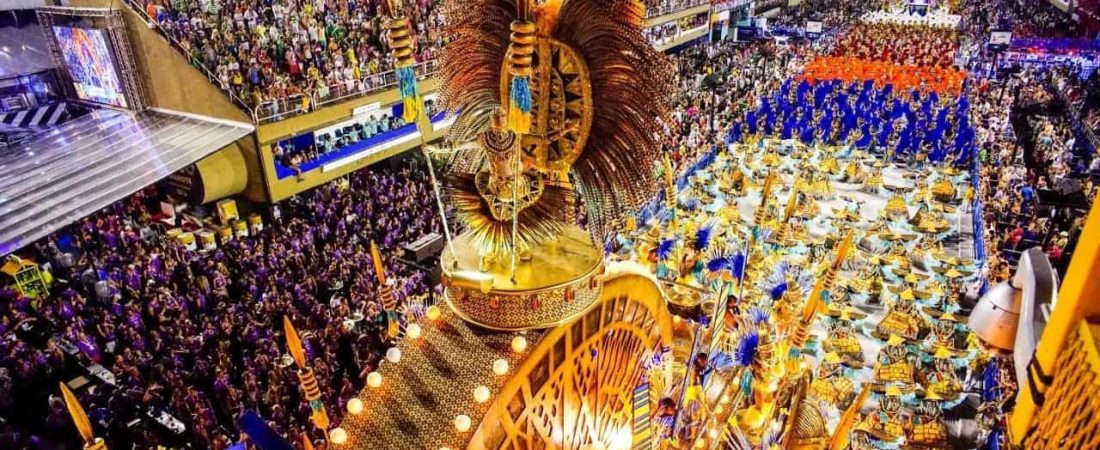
left=492, top=359, right=509, bottom=376
left=330, top=427, right=348, bottom=445
left=473, top=385, right=491, bottom=403
left=714, top=404, right=724, bottom=415
left=426, top=305, right=442, bottom=321
left=367, top=371, right=383, bottom=388
left=672, top=315, right=682, bottom=324
left=406, top=323, right=422, bottom=339
left=347, top=397, right=364, bottom=415
left=709, top=428, right=719, bottom=439
left=454, top=414, right=472, bottom=432
left=720, top=393, right=730, bottom=404
left=385, top=347, right=402, bottom=363
left=511, top=335, right=528, bottom=353
left=694, top=438, right=705, bottom=448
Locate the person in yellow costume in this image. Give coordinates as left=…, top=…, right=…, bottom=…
left=809, top=352, right=857, bottom=409
left=874, top=334, right=916, bottom=385
left=909, top=391, right=949, bottom=448
left=926, top=312, right=960, bottom=351
left=823, top=312, right=864, bottom=363
left=924, top=346, right=963, bottom=401
left=857, top=385, right=909, bottom=444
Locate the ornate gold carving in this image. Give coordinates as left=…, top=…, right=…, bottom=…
left=467, top=264, right=674, bottom=450
left=501, top=38, right=594, bottom=174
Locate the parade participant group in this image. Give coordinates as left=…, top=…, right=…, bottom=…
left=2, top=0, right=1097, bottom=449
left=616, top=2, right=1037, bottom=448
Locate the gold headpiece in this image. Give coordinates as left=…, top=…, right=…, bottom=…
left=441, top=0, right=675, bottom=246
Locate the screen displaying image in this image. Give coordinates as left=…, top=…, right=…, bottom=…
left=990, top=31, right=1013, bottom=46
left=52, top=26, right=128, bottom=108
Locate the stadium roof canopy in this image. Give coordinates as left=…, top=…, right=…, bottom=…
left=0, top=108, right=253, bottom=254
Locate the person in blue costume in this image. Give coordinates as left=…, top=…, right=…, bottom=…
left=728, top=121, right=743, bottom=145
left=819, top=107, right=835, bottom=144
left=801, top=117, right=817, bottom=144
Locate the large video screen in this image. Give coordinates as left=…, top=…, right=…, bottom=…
left=52, top=26, right=128, bottom=108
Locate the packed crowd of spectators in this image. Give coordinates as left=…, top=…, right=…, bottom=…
left=138, top=0, right=445, bottom=110
left=834, top=23, right=959, bottom=68
left=959, top=0, right=1089, bottom=44
left=644, top=0, right=710, bottom=17
left=973, top=69, right=1095, bottom=282
left=644, top=14, right=710, bottom=46
left=663, top=38, right=823, bottom=172
left=770, top=0, right=875, bottom=30
left=1007, top=0, right=1085, bottom=39
left=0, top=164, right=441, bottom=450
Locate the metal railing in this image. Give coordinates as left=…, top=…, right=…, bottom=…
left=120, top=0, right=441, bottom=124
left=251, top=60, right=439, bottom=124
left=647, top=0, right=711, bottom=19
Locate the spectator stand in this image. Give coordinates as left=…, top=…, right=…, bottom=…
left=253, top=60, right=439, bottom=125
left=1041, top=72, right=1099, bottom=174
left=120, top=0, right=254, bottom=120
left=1003, top=39, right=1100, bottom=79
left=274, top=109, right=448, bottom=179
left=645, top=0, right=712, bottom=20
left=122, top=0, right=444, bottom=125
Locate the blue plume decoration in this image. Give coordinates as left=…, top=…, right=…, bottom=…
left=695, top=221, right=715, bottom=251
left=658, top=238, right=676, bottom=261
left=730, top=252, right=747, bottom=280
left=770, top=282, right=788, bottom=301
left=735, top=330, right=760, bottom=366
left=710, top=351, right=735, bottom=371
left=748, top=306, right=771, bottom=325
left=706, top=256, right=730, bottom=273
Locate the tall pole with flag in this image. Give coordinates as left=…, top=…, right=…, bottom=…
left=283, top=317, right=331, bottom=439
left=381, top=0, right=459, bottom=265
left=59, top=383, right=108, bottom=450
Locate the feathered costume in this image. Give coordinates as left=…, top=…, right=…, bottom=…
left=440, top=0, right=675, bottom=253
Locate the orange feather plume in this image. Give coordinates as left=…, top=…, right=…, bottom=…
left=832, top=230, right=854, bottom=270
left=759, top=173, right=777, bottom=210
left=283, top=316, right=307, bottom=369
left=370, top=240, right=388, bottom=286
left=59, top=383, right=94, bottom=443
left=802, top=277, right=826, bottom=324
left=783, top=185, right=800, bottom=221
left=830, top=384, right=870, bottom=450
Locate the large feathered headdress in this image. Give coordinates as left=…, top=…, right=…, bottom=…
left=441, top=0, right=675, bottom=243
